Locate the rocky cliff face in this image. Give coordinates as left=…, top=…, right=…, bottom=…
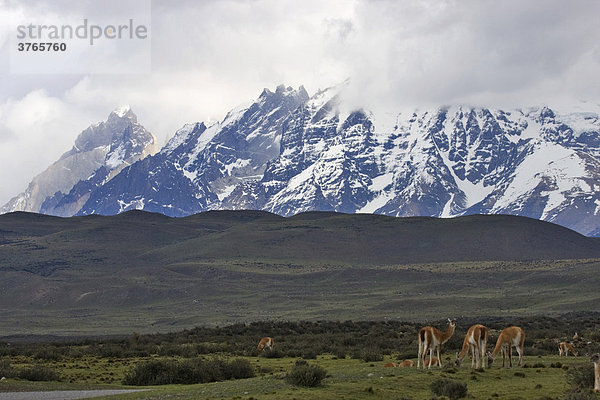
left=1, top=106, right=158, bottom=216
left=78, top=85, right=309, bottom=216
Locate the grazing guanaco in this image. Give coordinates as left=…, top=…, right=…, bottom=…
left=398, top=359, right=415, bottom=368
left=417, top=318, right=456, bottom=369
left=455, top=324, right=488, bottom=369
left=487, top=326, right=525, bottom=368
left=591, top=353, right=600, bottom=393
left=257, top=337, right=274, bottom=351
left=558, top=342, right=578, bottom=357
left=383, top=362, right=397, bottom=368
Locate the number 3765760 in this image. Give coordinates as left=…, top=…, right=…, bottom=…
left=17, top=42, right=67, bottom=51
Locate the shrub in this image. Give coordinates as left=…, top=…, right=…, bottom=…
left=123, top=358, right=254, bottom=386
left=430, top=378, right=468, bottom=400
left=0, top=359, right=15, bottom=378
left=123, top=359, right=177, bottom=385
left=333, top=347, right=346, bottom=359
left=262, top=348, right=284, bottom=358
left=566, top=366, right=595, bottom=391
left=286, top=363, right=327, bottom=387
left=33, top=348, right=63, bottom=361
left=18, top=366, right=60, bottom=381
left=222, top=358, right=254, bottom=380
left=563, top=390, right=597, bottom=400
left=442, top=363, right=458, bottom=373
left=301, top=350, right=318, bottom=359
left=395, top=350, right=417, bottom=360
left=353, top=346, right=383, bottom=362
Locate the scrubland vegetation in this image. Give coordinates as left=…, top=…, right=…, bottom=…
left=1, top=315, right=600, bottom=399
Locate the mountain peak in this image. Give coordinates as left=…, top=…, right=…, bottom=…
left=109, top=105, right=137, bottom=123
left=259, top=84, right=310, bottom=102
left=114, top=104, right=131, bottom=116
left=2, top=105, right=156, bottom=216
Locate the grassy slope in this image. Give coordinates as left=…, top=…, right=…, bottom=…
left=1, top=211, right=600, bottom=335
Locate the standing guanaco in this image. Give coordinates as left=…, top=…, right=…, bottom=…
left=257, top=337, right=274, bottom=351
left=487, top=326, right=525, bottom=368
left=455, top=324, right=488, bottom=369
left=417, top=318, right=456, bottom=369
left=558, top=342, right=578, bottom=357
left=591, top=353, right=600, bottom=393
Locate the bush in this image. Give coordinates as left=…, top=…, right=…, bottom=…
left=223, top=358, right=255, bottom=380
left=301, top=350, right=318, bottom=359
left=0, top=359, right=15, bottom=378
left=262, top=348, right=284, bottom=358
left=286, top=363, right=327, bottom=387
left=18, top=366, right=60, bottom=381
left=33, top=348, right=63, bottom=361
left=430, top=378, right=468, bottom=400
left=566, top=366, right=595, bottom=391
left=563, top=390, right=598, bottom=400
left=123, top=358, right=254, bottom=386
left=352, top=346, right=383, bottom=362
left=123, top=359, right=177, bottom=385
left=333, top=347, right=346, bottom=359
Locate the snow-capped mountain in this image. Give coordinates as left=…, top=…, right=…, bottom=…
left=78, top=85, right=308, bottom=216
left=222, top=86, right=600, bottom=236
left=1, top=106, right=158, bottom=216
left=5, top=84, right=599, bottom=236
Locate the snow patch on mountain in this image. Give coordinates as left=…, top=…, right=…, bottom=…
left=113, top=104, right=131, bottom=118
left=492, top=142, right=588, bottom=215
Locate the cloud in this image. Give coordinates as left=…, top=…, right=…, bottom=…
left=0, top=0, right=599, bottom=204
left=338, top=0, right=600, bottom=110
left=0, top=89, right=97, bottom=203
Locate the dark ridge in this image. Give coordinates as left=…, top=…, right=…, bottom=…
left=1, top=211, right=66, bottom=221
left=184, top=209, right=285, bottom=222
left=111, top=209, right=173, bottom=220
left=288, top=211, right=353, bottom=220
left=1, top=210, right=599, bottom=264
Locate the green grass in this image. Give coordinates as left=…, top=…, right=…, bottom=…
left=3, top=355, right=591, bottom=400
left=2, top=314, right=599, bottom=399
left=1, top=258, right=599, bottom=336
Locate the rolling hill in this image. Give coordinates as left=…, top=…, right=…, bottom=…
left=1, top=210, right=599, bottom=335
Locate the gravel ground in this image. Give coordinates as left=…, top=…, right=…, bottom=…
left=0, top=389, right=147, bottom=400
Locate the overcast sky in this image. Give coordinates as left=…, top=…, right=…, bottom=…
left=0, top=0, right=599, bottom=205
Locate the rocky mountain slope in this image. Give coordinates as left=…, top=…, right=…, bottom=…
left=4, top=85, right=599, bottom=235
left=79, top=85, right=308, bottom=216
left=1, top=106, right=158, bottom=217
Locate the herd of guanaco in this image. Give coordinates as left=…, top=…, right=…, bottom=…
left=414, top=320, right=599, bottom=393
left=256, top=321, right=600, bottom=393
